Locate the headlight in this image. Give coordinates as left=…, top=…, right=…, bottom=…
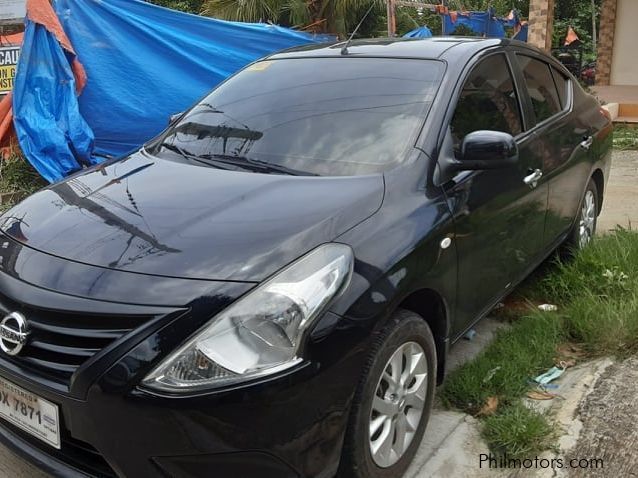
left=142, top=243, right=354, bottom=392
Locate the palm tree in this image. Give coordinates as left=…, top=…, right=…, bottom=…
left=445, top=1, right=530, bottom=15
left=201, top=0, right=384, bottom=36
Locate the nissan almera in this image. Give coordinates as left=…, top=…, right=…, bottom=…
left=0, top=38, right=611, bottom=478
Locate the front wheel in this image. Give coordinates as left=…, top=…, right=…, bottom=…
left=339, top=310, right=436, bottom=478
left=566, top=178, right=599, bottom=252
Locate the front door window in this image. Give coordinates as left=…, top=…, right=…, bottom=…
left=451, top=54, right=523, bottom=155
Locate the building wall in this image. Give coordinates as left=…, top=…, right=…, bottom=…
left=595, top=0, right=616, bottom=86
left=610, top=0, right=638, bottom=85
left=528, top=0, right=555, bottom=51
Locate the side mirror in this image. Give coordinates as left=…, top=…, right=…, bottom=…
left=168, top=111, right=185, bottom=125
left=458, top=130, right=518, bottom=170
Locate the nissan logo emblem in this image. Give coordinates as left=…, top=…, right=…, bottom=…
left=0, top=312, right=30, bottom=356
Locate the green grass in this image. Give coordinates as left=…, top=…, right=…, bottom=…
left=539, top=228, right=638, bottom=356
left=442, top=311, right=563, bottom=414
left=0, top=151, right=47, bottom=212
left=442, top=228, right=638, bottom=458
left=613, top=125, right=638, bottom=150
left=482, top=403, right=556, bottom=458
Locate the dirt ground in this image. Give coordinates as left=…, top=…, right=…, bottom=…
left=567, top=357, right=638, bottom=477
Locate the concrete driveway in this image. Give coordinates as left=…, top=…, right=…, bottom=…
left=598, top=150, right=638, bottom=232
left=0, top=150, right=636, bottom=477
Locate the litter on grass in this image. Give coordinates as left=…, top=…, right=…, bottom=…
left=538, top=304, right=558, bottom=312
left=483, top=366, right=502, bottom=384
left=534, top=366, right=565, bottom=385
left=463, top=329, right=477, bottom=340
left=527, top=390, right=558, bottom=400
left=477, top=396, right=499, bottom=416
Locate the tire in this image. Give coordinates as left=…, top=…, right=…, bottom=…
left=339, top=309, right=437, bottom=478
left=565, top=178, right=599, bottom=253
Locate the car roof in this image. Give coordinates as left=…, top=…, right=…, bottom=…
left=267, top=37, right=545, bottom=62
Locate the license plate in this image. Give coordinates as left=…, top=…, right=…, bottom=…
left=0, top=376, right=60, bottom=449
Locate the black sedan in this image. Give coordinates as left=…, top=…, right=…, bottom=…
left=0, top=37, right=612, bottom=478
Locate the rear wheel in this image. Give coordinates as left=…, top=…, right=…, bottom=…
left=339, top=310, right=436, bottom=478
left=566, top=178, right=599, bottom=252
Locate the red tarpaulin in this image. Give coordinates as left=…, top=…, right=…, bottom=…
left=0, top=32, right=24, bottom=151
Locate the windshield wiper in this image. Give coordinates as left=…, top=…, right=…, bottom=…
left=198, top=153, right=318, bottom=177
left=199, top=103, right=224, bottom=113
left=158, top=142, right=241, bottom=171
left=157, top=143, right=317, bottom=176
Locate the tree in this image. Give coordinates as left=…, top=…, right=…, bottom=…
left=395, top=7, right=442, bottom=36
left=146, top=0, right=205, bottom=14
left=145, top=0, right=603, bottom=59
left=446, top=0, right=529, bottom=16
left=201, top=0, right=387, bottom=36
left=553, top=0, right=601, bottom=60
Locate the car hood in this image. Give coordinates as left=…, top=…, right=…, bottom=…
left=0, top=152, right=384, bottom=282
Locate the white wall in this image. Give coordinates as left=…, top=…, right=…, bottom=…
left=610, top=0, right=638, bottom=85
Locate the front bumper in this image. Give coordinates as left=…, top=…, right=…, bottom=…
left=0, top=239, right=366, bottom=477
left=0, top=423, right=300, bottom=478
left=0, top=328, right=359, bottom=478
left=0, top=366, right=349, bottom=478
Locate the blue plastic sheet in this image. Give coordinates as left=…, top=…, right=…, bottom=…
left=513, top=24, right=529, bottom=42
left=14, top=0, right=331, bottom=181
left=13, top=19, right=96, bottom=182
left=440, top=9, right=526, bottom=42
left=442, top=8, right=506, bottom=38
left=403, top=26, right=433, bottom=38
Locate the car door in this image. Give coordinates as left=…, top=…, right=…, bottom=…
left=511, top=52, right=592, bottom=245
left=438, top=51, right=548, bottom=338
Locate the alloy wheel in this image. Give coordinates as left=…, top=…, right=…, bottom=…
left=578, top=190, right=596, bottom=249
left=368, top=341, right=427, bottom=468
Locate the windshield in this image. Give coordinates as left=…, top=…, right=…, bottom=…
left=146, top=57, right=444, bottom=176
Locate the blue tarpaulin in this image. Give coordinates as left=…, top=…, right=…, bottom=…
left=14, top=0, right=332, bottom=182
left=442, top=9, right=505, bottom=37
left=440, top=8, right=526, bottom=42
left=13, top=17, right=97, bottom=182
left=441, top=8, right=522, bottom=38
left=513, top=23, right=529, bottom=42
left=403, top=26, right=433, bottom=39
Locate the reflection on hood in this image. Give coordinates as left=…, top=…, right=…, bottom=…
left=1, top=152, right=384, bottom=282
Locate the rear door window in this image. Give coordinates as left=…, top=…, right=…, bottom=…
left=516, top=55, right=562, bottom=124
left=450, top=53, right=523, bottom=151
left=550, top=66, right=570, bottom=109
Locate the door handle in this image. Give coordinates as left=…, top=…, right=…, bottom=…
left=580, top=135, right=594, bottom=150
left=523, top=169, right=543, bottom=188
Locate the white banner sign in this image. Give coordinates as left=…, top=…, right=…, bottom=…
left=0, top=0, right=25, bottom=23
left=0, top=45, right=19, bottom=95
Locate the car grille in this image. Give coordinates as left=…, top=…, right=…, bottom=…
left=0, top=293, right=154, bottom=387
